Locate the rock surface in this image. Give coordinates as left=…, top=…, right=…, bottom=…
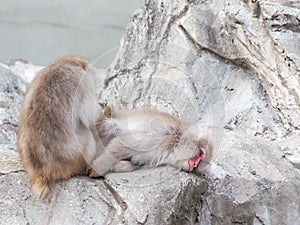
left=101, top=0, right=300, bottom=140
left=97, top=0, right=300, bottom=224
left=0, top=62, right=207, bottom=224
left=1, top=0, right=300, bottom=224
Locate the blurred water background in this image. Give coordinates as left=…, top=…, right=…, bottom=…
left=0, top=0, right=143, bottom=67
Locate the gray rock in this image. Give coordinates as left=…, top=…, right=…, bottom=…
left=97, top=0, right=300, bottom=224
left=0, top=172, right=110, bottom=225
left=276, top=132, right=300, bottom=169
left=1, top=0, right=300, bottom=224
left=203, top=131, right=300, bottom=224
left=101, top=0, right=300, bottom=140
left=0, top=63, right=207, bottom=224
left=0, top=166, right=207, bottom=225
left=0, top=66, right=27, bottom=148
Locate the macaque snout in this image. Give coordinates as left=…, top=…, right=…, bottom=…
left=182, top=148, right=206, bottom=172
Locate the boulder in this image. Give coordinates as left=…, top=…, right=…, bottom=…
left=0, top=61, right=207, bottom=224
left=98, top=0, right=300, bottom=224
left=1, top=0, right=300, bottom=224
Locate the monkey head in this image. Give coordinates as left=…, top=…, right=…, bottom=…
left=167, top=126, right=213, bottom=173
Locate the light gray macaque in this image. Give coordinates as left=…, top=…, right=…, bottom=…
left=94, top=106, right=213, bottom=176
left=18, top=56, right=102, bottom=200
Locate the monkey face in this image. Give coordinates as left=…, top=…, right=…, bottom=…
left=168, top=135, right=213, bottom=172
left=181, top=148, right=206, bottom=171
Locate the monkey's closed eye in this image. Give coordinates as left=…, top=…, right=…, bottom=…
left=199, top=148, right=206, bottom=160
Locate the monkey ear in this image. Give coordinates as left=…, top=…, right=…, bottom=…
left=103, top=106, right=113, bottom=118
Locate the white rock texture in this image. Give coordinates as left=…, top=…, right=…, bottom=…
left=0, top=0, right=300, bottom=224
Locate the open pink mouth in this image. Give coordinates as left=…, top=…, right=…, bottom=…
left=183, top=148, right=206, bottom=172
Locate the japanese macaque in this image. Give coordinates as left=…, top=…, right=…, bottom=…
left=17, top=56, right=102, bottom=200
left=94, top=106, right=213, bottom=176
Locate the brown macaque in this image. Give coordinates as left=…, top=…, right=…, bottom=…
left=17, top=56, right=102, bottom=200
left=94, top=106, right=213, bottom=176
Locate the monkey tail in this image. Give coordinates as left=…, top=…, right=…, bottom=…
left=32, top=177, right=51, bottom=200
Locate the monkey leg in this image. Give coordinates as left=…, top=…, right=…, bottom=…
left=113, top=160, right=139, bottom=173
left=87, top=168, right=102, bottom=178
left=90, top=137, right=134, bottom=176
left=77, top=128, right=105, bottom=178
left=88, top=160, right=138, bottom=177
left=79, top=129, right=98, bottom=164
left=89, top=150, right=118, bottom=176
left=89, top=160, right=138, bottom=177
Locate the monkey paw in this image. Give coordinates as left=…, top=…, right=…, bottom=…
left=87, top=169, right=103, bottom=178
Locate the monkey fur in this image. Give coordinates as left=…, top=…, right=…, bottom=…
left=94, top=106, right=213, bottom=176
left=17, top=56, right=102, bottom=200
